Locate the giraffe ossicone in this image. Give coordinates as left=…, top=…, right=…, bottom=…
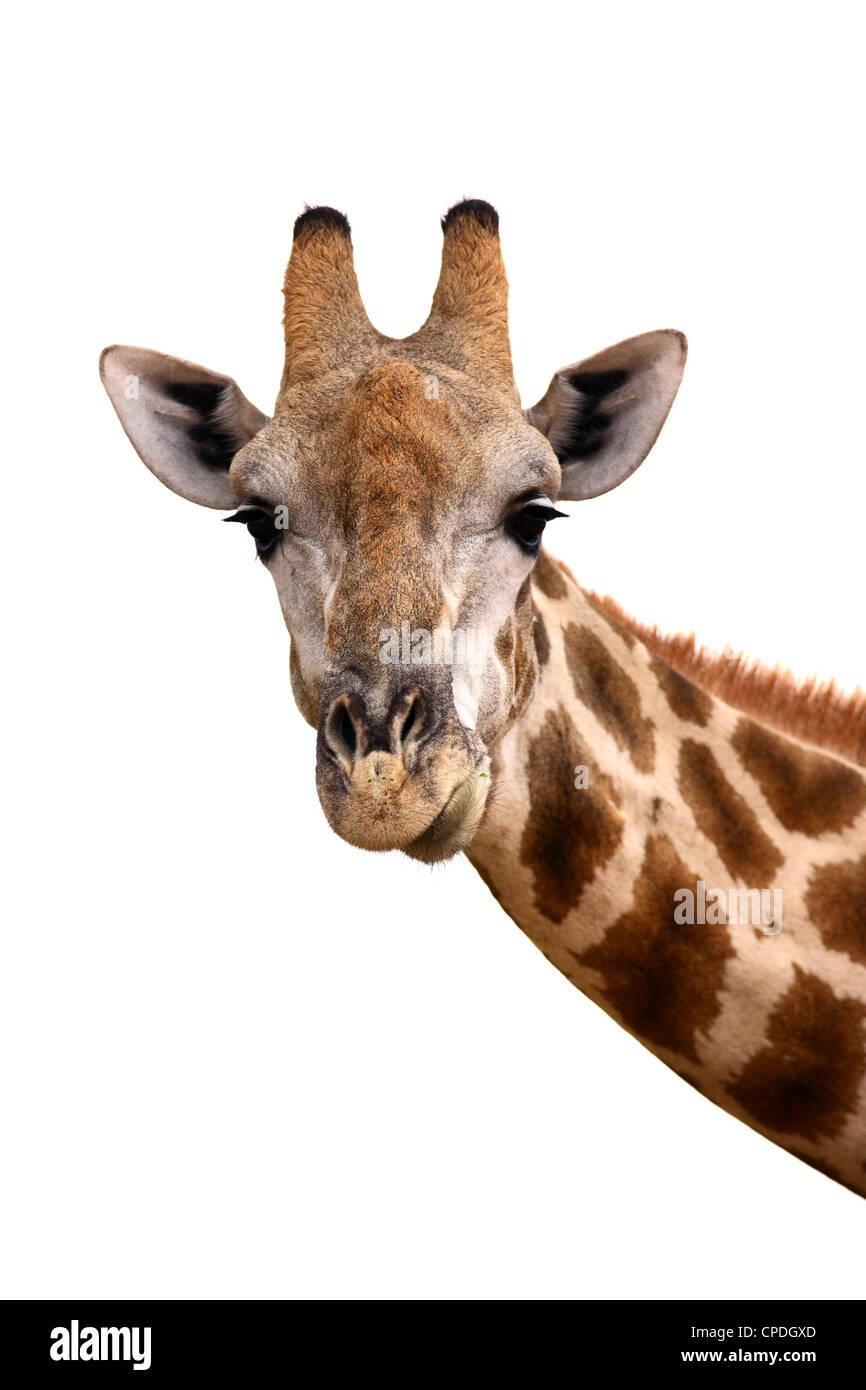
left=100, top=200, right=866, bottom=1198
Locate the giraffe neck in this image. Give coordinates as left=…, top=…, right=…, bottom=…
left=468, top=551, right=866, bottom=1196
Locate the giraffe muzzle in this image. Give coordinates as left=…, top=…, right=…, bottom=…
left=315, top=680, right=489, bottom=857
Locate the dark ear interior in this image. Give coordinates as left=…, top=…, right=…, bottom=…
left=100, top=346, right=270, bottom=508
left=526, top=329, right=687, bottom=501
left=160, top=379, right=249, bottom=472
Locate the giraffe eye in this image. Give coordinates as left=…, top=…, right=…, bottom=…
left=506, top=500, right=566, bottom=555
left=224, top=506, right=279, bottom=560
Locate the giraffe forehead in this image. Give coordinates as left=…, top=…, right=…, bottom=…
left=297, top=358, right=553, bottom=516
left=311, top=366, right=467, bottom=635
left=329, top=361, right=485, bottom=529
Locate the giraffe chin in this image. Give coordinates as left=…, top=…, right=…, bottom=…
left=402, top=756, right=491, bottom=864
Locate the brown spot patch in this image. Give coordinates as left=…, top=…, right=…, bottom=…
left=495, top=620, right=515, bottom=664
left=519, top=706, right=623, bottom=924
left=727, top=966, right=866, bottom=1141
left=533, top=608, right=550, bottom=668
left=564, top=624, right=655, bottom=774
left=532, top=552, right=569, bottom=601
left=579, top=833, right=735, bottom=1062
left=512, top=630, right=534, bottom=705
left=652, top=656, right=713, bottom=727
left=503, top=583, right=539, bottom=733
left=732, top=719, right=866, bottom=836
left=803, top=854, right=866, bottom=967
left=679, top=739, right=784, bottom=882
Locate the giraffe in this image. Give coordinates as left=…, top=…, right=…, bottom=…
left=100, top=200, right=866, bottom=1197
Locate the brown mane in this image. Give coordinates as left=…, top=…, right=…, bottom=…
left=576, top=580, right=866, bottom=769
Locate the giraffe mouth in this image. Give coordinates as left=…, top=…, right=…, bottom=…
left=402, top=756, right=491, bottom=864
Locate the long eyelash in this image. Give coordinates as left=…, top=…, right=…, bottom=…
left=520, top=503, right=567, bottom=522
left=505, top=498, right=567, bottom=557
left=223, top=506, right=279, bottom=563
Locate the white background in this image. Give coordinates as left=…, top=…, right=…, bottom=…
left=3, top=1, right=864, bottom=1298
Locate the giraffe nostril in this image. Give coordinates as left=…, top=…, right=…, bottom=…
left=336, top=705, right=358, bottom=757
left=325, top=697, right=363, bottom=766
left=400, top=700, right=420, bottom=745
left=395, top=691, right=425, bottom=755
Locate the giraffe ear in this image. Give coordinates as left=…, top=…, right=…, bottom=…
left=525, top=330, right=687, bottom=501
left=99, top=346, right=270, bottom=509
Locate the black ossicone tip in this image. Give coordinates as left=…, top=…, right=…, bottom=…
left=293, top=205, right=352, bottom=240
left=441, top=199, right=499, bottom=235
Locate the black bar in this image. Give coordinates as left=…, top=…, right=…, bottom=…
left=2, top=1299, right=860, bottom=1378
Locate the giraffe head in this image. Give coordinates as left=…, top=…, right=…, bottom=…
left=100, top=201, right=686, bottom=862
